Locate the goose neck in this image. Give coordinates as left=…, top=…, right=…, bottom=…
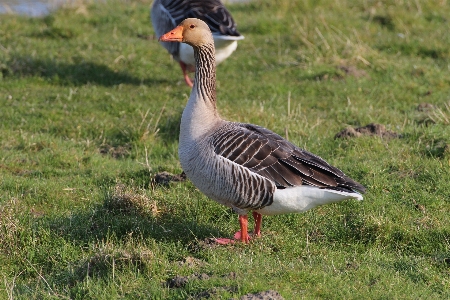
left=180, top=43, right=220, bottom=143
left=192, top=44, right=217, bottom=110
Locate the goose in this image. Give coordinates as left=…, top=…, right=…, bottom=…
left=159, top=18, right=366, bottom=244
left=151, top=0, right=244, bottom=87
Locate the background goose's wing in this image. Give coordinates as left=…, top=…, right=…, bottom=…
left=212, top=123, right=366, bottom=193
left=158, top=0, right=241, bottom=36
left=151, top=0, right=180, bottom=56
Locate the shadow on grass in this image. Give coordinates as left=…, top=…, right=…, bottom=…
left=43, top=185, right=231, bottom=287
left=47, top=189, right=225, bottom=248
left=49, top=205, right=208, bottom=246
left=2, top=55, right=170, bottom=86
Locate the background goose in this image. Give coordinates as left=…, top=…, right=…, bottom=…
left=151, top=0, right=244, bottom=87
left=159, top=18, right=366, bottom=244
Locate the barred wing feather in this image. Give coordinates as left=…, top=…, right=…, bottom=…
left=160, top=0, right=241, bottom=36
left=212, top=123, right=366, bottom=194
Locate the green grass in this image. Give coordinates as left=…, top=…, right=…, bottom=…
left=1, top=0, right=450, bottom=298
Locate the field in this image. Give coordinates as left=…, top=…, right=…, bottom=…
left=1, top=0, right=450, bottom=298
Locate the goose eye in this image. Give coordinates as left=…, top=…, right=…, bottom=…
left=189, top=24, right=195, bottom=29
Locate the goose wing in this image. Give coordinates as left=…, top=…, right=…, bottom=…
left=212, top=123, right=366, bottom=194
left=156, top=0, right=241, bottom=36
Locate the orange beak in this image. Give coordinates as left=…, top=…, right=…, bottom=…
left=158, top=25, right=184, bottom=42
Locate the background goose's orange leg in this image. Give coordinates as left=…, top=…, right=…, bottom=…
left=179, top=61, right=193, bottom=87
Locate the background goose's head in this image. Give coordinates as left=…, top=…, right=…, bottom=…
left=159, top=18, right=213, bottom=48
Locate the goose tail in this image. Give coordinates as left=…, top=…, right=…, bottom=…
left=257, top=185, right=363, bottom=216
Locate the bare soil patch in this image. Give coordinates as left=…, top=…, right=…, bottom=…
left=335, top=123, right=400, bottom=139
left=153, top=171, right=187, bottom=186
left=236, top=290, right=285, bottom=300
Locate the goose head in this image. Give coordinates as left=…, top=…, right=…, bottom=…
left=159, top=18, right=214, bottom=48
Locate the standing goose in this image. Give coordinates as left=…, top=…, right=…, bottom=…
left=159, top=18, right=366, bottom=244
left=151, top=0, right=244, bottom=87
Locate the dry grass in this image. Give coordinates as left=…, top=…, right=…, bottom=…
left=0, top=198, right=25, bottom=255
left=424, top=101, right=450, bottom=125
left=77, top=240, right=154, bottom=280
left=104, top=183, right=160, bottom=217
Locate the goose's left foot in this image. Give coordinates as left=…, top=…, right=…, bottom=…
left=213, top=215, right=250, bottom=244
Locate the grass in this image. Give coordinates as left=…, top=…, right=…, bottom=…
left=1, top=0, right=450, bottom=298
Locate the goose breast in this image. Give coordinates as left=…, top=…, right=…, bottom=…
left=179, top=129, right=276, bottom=214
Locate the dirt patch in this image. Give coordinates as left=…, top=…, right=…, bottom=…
left=338, top=65, right=368, bottom=79
left=165, top=273, right=211, bottom=288
left=166, top=275, right=189, bottom=288
left=235, top=290, right=285, bottom=300
left=154, top=171, right=186, bottom=186
left=166, top=272, right=238, bottom=291
left=188, top=238, right=224, bottom=252
left=99, top=144, right=131, bottom=159
left=194, top=286, right=238, bottom=299
left=335, top=123, right=400, bottom=139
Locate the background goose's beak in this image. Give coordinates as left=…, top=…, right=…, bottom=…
left=159, top=25, right=183, bottom=42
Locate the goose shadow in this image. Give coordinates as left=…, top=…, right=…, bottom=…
left=41, top=191, right=233, bottom=286
left=42, top=183, right=232, bottom=282
left=2, top=55, right=170, bottom=86
left=46, top=182, right=232, bottom=248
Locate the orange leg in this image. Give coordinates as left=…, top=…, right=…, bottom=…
left=252, top=211, right=262, bottom=237
left=238, top=214, right=249, bottom=243
left=179, top=61, right=193, bottom=87
left=214, top=214, right=250, bottom=245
